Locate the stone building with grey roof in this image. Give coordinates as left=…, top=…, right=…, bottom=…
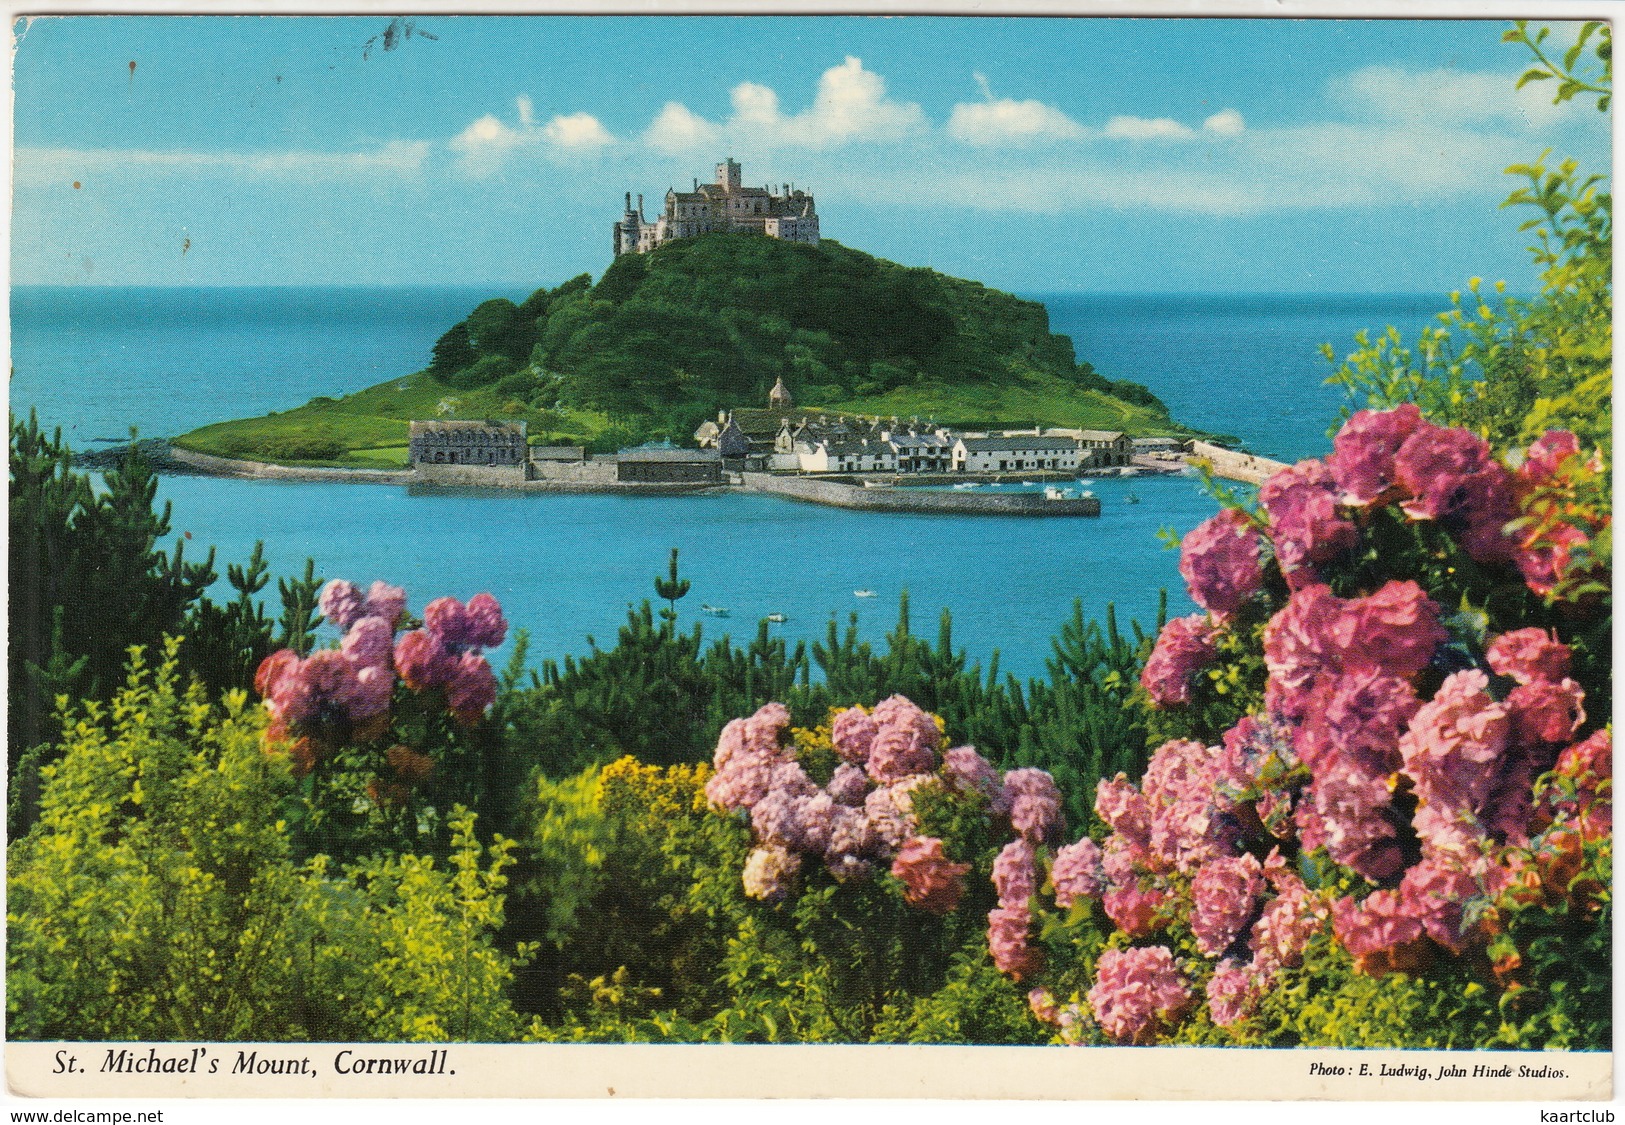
left=614, top=158, right=820, bottom=256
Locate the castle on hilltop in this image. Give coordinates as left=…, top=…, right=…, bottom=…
left=614, top=158, right=820, bottom=256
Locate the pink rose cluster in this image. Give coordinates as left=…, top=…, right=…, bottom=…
left=255, top=580, right=506, bottom=776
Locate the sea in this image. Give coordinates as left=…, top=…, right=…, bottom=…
left=9, top=286, right=1447, bottom=680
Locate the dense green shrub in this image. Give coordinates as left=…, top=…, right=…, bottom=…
left=7, top=642, right=535, bottom=1042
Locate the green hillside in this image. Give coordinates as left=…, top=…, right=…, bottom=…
left=176, top=235, right=1193, bottom=465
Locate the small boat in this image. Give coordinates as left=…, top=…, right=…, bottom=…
left=701, top=604, right=731, bottom=617
left=1078, top=479, right=1096, bottom=487
left=854, top=589, right=877, bottom=598
left=951, top=482, right=978, bottom=491
left=765, top=612, right=787, bottom=623
left=862, top=479, right=894, bottom=489
left=1043, top=485, right=1075, bottom=501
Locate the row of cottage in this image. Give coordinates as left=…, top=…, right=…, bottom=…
left=407, top=412, right=1167, bottom=486
left=693, top=406, right=1138, bottom=475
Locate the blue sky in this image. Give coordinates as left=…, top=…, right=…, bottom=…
left=11, top=15, right=1611, bottom=293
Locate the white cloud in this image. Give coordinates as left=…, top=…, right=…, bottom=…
left=542, top=112, right=614, bottom=150
left=947, top=97, right=1084, bottom=146
left=644, top=101, right=722, bottom=154
left=1334, top=65, right=1575, bottom=129
left=450, top=96, right=616, bottom=172
left=1103, top=115, right=1195, bottom=141
left=640, top=56, right=924, bottom=152
left=15, top=141, right=430, bottom=181
left=1203, top=108, right=1246, bottom=137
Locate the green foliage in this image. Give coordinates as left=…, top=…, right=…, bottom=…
left=7, top=642, right=534, bottom=1042
left=444, top=353, right=520, bottom=391
left=652, top=547, right=691, bottom=629
left=508, top=581, right=1161, bottom=826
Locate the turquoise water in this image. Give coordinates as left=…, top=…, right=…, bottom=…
left=10, top=285, right=1445, bottom=677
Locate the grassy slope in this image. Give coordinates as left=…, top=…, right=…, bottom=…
left=174, top=373, right=611, bottom=467
left=823, top=372, right=1192, bottom=434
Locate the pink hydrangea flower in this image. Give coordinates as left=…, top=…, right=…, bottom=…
left=744, top=702, right=792, bottom=756
left=318, top=579, right=365, bottom=630
left=1002, top=767, right=1063, bottom=843
left=830, top=705, right=878, bottom=765
left=340, top=615, right=396, bottom=669
left=1506, top=678, right=1586, bottom=747
left=1517, top=429, right=1582, bottom=488
left=826, top=762, right=871, bottom=806
left=1095, top=774, right=1151, bottom=855
left=445, top=652, right=496, bottom=725
left=1140, top=614, right=1219, bottom=708
left=1028, top=988, right=1061, bottom=1026
left=348, top=663, right=396, bottom=720
left=1330, top=889, right=1425, bottom=963
left=1260, top=459, right=1358, bottom=588
left=1399, top=669, right=1511, bottom=821
left=986, top=905, right=1042, bottom=981
left=865, top=696, right=941, bottom=782
left=394, top=629, right=457, bottom=691
left=1206, top=959, right=1265, bottom=1029
left=1190, top=854, right=1265, bottom=958
left=705, top=705, right=797, bottom=812
left=1262, top=584, right=1344, bottom=721
left=1486, top=628, right=1573, bottom=685
left=1344, top=580, right=1449, bottom=680
left=864, top=778, right=931, bottom=855
left=1295, top=666, right=1419, bottom=782
left=1394, top=421, right=1499, bottom=522
left=255, top=648, right=302, bottom=701
left=422, top=596, right=470, bottom=646
left=741, top=846, right=801, bottom=902
left=942, top=746, right=1004, bottom=804
left=871, top=695, right=943, bottom=751
left=1397, top=853, right=1485, bottom=954
left=891, top=836, right=970, bottom=915
left=1326, top=404, right=1423, bottom=506
left=1513, top=522, right=1594, bottom=600
left=824, top=805, right=879, bottom=881
left=1250, top=874, right=1327, bottom=976
left=1179, top=508, right=1266, bottom=619
left=463, top=593, right=508, bottom=648
left=1103, top=883, right=1172, bottom=938
left=1294, top=763, right=1404, bottom=883
left=992, top=838, right=1039, bottom=909
left=1143, top=738, right=1236, bottom=874
left=1050, top=837, right=1106, bottom=908
left=1087, top=946, right=1194, bottom=1045
left=362, top=581, right=407, bottom=629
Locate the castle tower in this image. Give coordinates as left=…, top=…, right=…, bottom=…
left=769, top=376, right=793, bottom=409
left=716, top=157, right=742, bottom=194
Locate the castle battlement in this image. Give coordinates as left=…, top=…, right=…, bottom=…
left=614, top=158, right=820, bottom=256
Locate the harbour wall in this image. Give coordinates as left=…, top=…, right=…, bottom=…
left=745, top=473, right=1101, bottom=517
left=1185, top=441, right=1290, bottom=486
